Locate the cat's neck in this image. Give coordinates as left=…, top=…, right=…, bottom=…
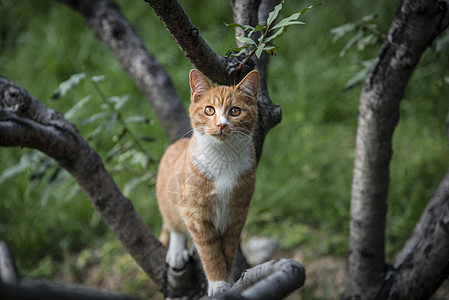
left=189, top=130, right=255, bottom=179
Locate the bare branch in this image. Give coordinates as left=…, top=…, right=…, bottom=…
left=388, top=169, right=449, bottom=300
left=58, top=0, right=190, bottom=143
left=144, top=0, right=251, bottom=84
left=345, top=0, right=449, bottom=298
left=219, top=259, right=305, bottom=300
left=0, top=77, right=168, bottom=291
left=0, top=241, right=19, bottom=284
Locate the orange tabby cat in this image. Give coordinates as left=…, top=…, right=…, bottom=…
left=156, top=69, right=259, bottom=296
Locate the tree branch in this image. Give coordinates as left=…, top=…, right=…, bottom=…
left=144, top=0, right=251, bottom=85
left=231, top=0, right=281, bottom=162
left=58, top=0, right=191, bottom=143
left=345, top=0, right=449, bottom=298
left=0, top=241, right=19, bottom=284
left=388, top=169, right=449, bottom=300
left=226, top=258, right=305, bottom=300
left=389, top=123, right=449, bottom=299
left=0, top=77, right=168, bottom=292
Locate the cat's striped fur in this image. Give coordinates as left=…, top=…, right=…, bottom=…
left=156, top=69, right=259, bottom=296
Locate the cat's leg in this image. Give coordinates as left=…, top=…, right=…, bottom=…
left=165, top=231, right=189, bottom=269
left=222, top=217, right=247, bottom=281
left=185, top=219, right=231, bottom=296
left=159, top=225, right=170, bottom=248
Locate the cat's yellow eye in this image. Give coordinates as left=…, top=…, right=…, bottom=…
left=229, top=107, right=241, bottom=117
left=204, top=106, right=215, bottom=116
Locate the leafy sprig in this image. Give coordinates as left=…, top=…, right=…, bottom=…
left=226, top=1, right=319, bottom=69
left=330, top=14, right=385, bottom=89
left=1, top=72, right=156, bottom=203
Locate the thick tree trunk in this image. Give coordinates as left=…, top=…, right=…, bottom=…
left=0, top=0, right=302, bottom=298
left=345, top=0, right=449, bottom=299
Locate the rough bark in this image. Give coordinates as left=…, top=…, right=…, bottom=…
left=389, top=125, right=449, bottom=299
left=345, top=0, right=449, bottom=299
left=58, top=0, right=191, bottom=143
left=1, top=0, right=297, bottom=298
left=143, top=0, right=252, bottom=85
left=388, top=170, right=449, bottom=299
left=230, top=0, right=282, bottom=161
left=0, top=77, right=168, bottom=292
left=227, top=258, right=305, bottom=300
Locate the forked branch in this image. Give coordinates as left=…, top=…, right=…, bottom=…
left=0, top=76, right=168, bottom=292
left=58, top=0, right=190, bottom=143
left=345, top=0, right=449, bottom=299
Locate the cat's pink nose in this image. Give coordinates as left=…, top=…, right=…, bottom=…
left=216, top=116, right=229, bottom=132
left=217, top=123, right=227, bottom=132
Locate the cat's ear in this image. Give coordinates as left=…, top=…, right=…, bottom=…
left=190, top=69, right=213, bottom=102
left=236, top=70, right=259, bottom=103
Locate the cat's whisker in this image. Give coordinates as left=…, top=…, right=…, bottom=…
left=181, top=128, right=195, bottom=139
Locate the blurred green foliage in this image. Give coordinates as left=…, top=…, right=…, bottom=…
left=1, top=0, right=448, bottom=290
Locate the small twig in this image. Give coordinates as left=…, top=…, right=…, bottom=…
left=84, top=69, right=149, bottom=156
left=237, top=26, right=271, bottom=71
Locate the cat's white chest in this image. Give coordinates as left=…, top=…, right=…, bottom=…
left=191, top=132, right=254, bottom=233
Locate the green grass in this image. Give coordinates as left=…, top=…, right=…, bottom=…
left=1, top=0, right=448, bottom=293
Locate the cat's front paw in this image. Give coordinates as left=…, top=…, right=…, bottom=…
left=166, top=247, right=189, bottom=270
left=208, top=280, right=231, bottom=297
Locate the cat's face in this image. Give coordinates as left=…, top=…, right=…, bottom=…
left=189, top=70, right=259, bottom=141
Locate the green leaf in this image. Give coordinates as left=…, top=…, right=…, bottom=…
left=330, top=23, right=357, bottom=42
left=0, top=152, right=42, bottom=184
left=125, top=115, right=149, bottom=124
left=265, top=46, right=279, bottom=56
left=300, top=3, right=320, bottom=15
left=123, top=173, right=152, bottom=197
left=108, top=94, right=130, bottom=110
left=51, top=72, right=86, bottom=100
left=339, top=30, right=363, bottom=57
left=270, top=12, right=303, bottom=30
left=91, top=75, right=106, bottom=83
left=264, top=27, right=285, bottom=43
left=64, top=95, right=92, bottom=120
left=361, top=13, right=378, bottom=22
left=344, top=59, right=374, bottom=90
left=266, top=1, right=283, bottom=27
left=270, top=3, right=317, bottom=31
left=357, top=33, right=377, bottom=51
left=255, top=43, right=265, bottom=59
left=80, top=111, right=107, bottom=125
left=236, top=36, right=256, bottom=46
left=253, top=24, right=265, bottom=32
left=130, top=151, right=151, bottom=168
left=226, top=46, right=249, bottom=56
left=224, top=22, right=255, bottom=32
left=224, top=22, right=243, bottom=29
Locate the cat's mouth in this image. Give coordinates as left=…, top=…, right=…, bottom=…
left=211, top=131, right=229, bottom=141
